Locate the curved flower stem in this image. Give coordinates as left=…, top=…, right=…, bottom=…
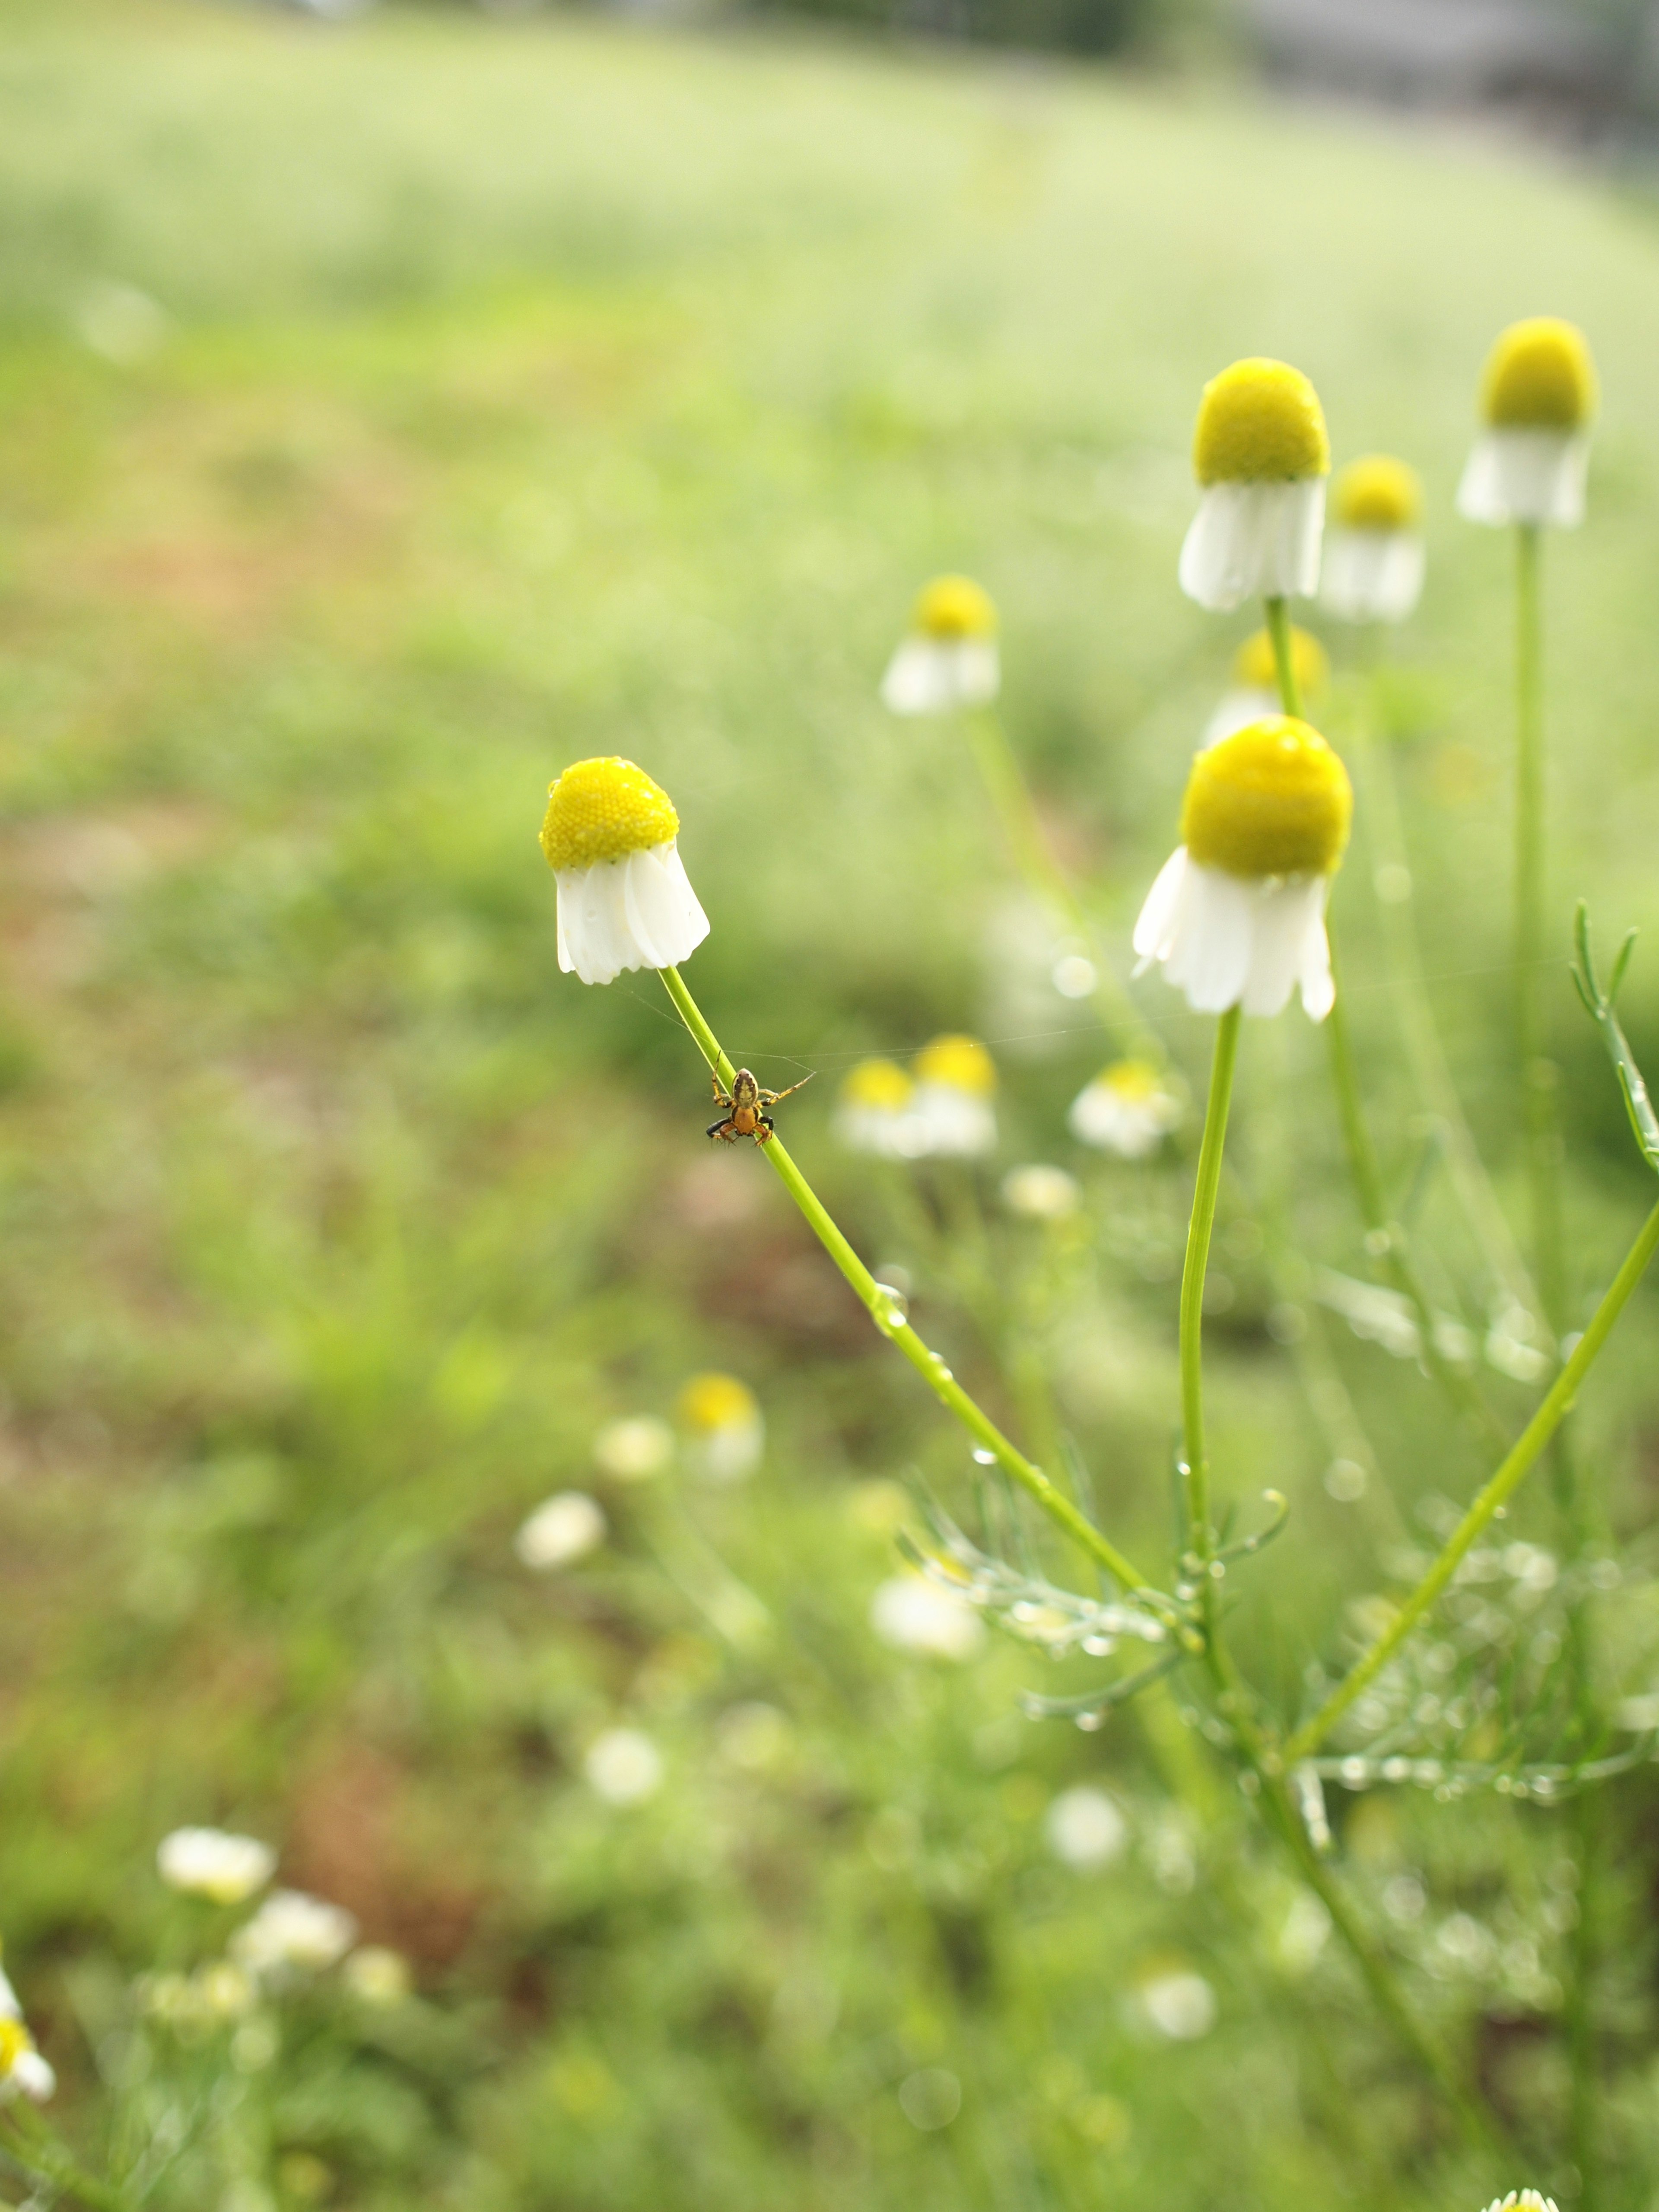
left=659, top=964, right=1161, bottom=1605
left=961, top=704, right=1166, bottom=1065
left=1283, top=1195, right=1659, bottom=1765
left=1323, top=940, right=1511, bottom=1455
left=1180, top=1007, right=1241, bottom=1585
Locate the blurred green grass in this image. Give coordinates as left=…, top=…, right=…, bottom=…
left=4, top=5, right=1659, bottom=2207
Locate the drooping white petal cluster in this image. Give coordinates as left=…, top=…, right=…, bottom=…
left=1320, top=527, right=1427, bottom=621
left=158, top=1826, right=277, bottom=1905
left=1068, top=1062, right=1185, bottom=1158
left=555, top=842, right=709, bottom=988
left=880, top=636, right=1001, bottom=715
left=1134, top=848, right=1335, bottom=1022
left=0, top=1962, right=54, bottom=2103
left=1456, top=431, right=1589, bottom=530
left=1179, top=477, right=1326, bottom=613
left=231, top=1889, right=359, bottom=1978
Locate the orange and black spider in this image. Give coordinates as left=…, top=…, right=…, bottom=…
left=707, top=1067, right=815, bottom=1146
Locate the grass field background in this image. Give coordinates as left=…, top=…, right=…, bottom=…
left=5, top=6, right=1659, bottom=2207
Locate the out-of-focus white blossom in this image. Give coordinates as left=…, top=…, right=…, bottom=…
left=870, top=1575, right=985, bottom=1662
left=516, top=1491, right=607, bottom=1570
left=585, top=1728, right=664, bottom=1805
left=1045, top=1786, right=1128, bottom=1870
left=158, top=1827, right=278, bottom=1905
left=232, top=1890, right=358, bottom=1978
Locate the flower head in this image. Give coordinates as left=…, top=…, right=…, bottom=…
left=1459, top=319, right=1596, bottom=530
left=585, top=1727, right=663, bottom=1805
left=1180, top=360, right=1329, bottom=610
left=1322, top=454, right=1426, bottom=623
left=1068, top=1059, right=1185, bottom=1157
left=1001, top=1164, right=1081, bottom=1220
left=1134, top=718, right=1352, bottom=1021
left=343, top=1946, right=412, bottom=2005
left=870, top=1574, right=985, bottom=1661
left=678, top=1371, right=764, bottom=1483
left=158, top=1827, right=278, bottom=1905
left=516, top=1491, right=606, bottom=1570
left=232, top=1889, right=357, bottom=1978
left=835, top=1057, right=922, bottom=1158
left=1480, top=2193, right=1558, bottom=2212
left=540, top=757, right=709, bottom=986
left=882, top=575, right=1000, bottom=715
left=592, top=1414, right=674, bottom=1480
left=1203, top=622, right=1328, bottom=746
left=0, top=1958, right=54, bottom=2105
left=911, top=1034, right=998, bottom=1158
left=1046, top=1786, right=1128, bottom=1871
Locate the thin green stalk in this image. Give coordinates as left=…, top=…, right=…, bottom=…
left=1284, top=1195, right=1659, bottom=1764
left=1323, top=941, right=1511, bottom=1454
left=962, top=703, right=1165, bottom=1065
left=1353, top=682, right=1539, bottom=1324
left=1179, top=1006, right=1241, bottom=1575
left=1264, top=594, right=1303, bottom=718
left=0, top=2112, right=128, bottom=2212
left=1516, top=523, right=1566, bottom=1337
left=659, top=964, right=1160, bottom=1604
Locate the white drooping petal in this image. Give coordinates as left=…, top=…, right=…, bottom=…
left=1201, top=686, right=1278, bottom=750
left=555, top=840, right=709, bottom=987
left=835, top=1101, right=928, bottom=1158
left=8, top=2048, right=55, bottom=2103
left=1320, top=528, right=1426, bottom=623
left=157, top=1827, right=278, bottom=1904
left=910, top=1084, right=997, bottom=1158
left=1178, top=478, right=1326, bottom=612
left=1067, top=1076, right=1182, bottom=1159
left=881, top=637, right=1001, bottom=715
left=232, top=1890, right=358, bottom=1977
left=1132, top=851, right=1334, bottom=1023
left=1456, top=429, right=1589, bottom=529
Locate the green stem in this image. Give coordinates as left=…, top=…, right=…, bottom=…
left=0, top=2112, right=128, bottom=2212
left=1516, top=523, right=1566, bottom=1338
left=1284, top=1196, right=1659, bottom=1764
left=1180, top=1007, right=1241, bottom=1574
left=659, top=964, right=1159, bottom=1604
left=1264, top=594, right=1303, bottom=718
left=1323, top=934, right=1511, bottom=1454
left=962, top=704, right=1165, bottom=1065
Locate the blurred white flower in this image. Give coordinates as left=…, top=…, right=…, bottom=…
left=1321, top=456, right=1426, bottom=623
left=1459, top=318, right=1594, bottom=531
left=677, top=1373, right=764, bottom=1484
left=585, top=1728, right=663, bottom=1805
left=197, top=1961, right=257, bottom=2021
left=1045, top=1786, right=1128, bottom=1870
left=1001, top=1164, right=1081, bottom=1221
left=834, top=1058, right=925, bottom=1159
left=232, top=1890, right=357, bottom=1977
left=158, top=1827, right=278, bottom=1905
left=593, top=1414, right=674, bottom=1481
left=909, top=1034, right=997, bottom=1160
left=1139, top=1967, right=1216, bottom=2040
left=870, top=1575, right=985, bottom=1662
left=0, top=1959, right=53, bottom=2104
left=1068, top=1059, right=1184, bottom=1159
left=881, top=576, right=999, bottom=716
left=516, top=1491, right=607, bottom=1570
left=343, top=1946, right=412, bottom=2005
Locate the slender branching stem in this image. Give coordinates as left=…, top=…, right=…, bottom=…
left=1284, top=1196, right=1659, bottom=1764
left=659, top=963, right=1160, bottom=1603
left=1180, top=1006, right=1241, bottom=1580
left=962, top=703, right=1166, bottom=1064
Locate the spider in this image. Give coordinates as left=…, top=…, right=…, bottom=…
left=707, top=1067, right=815, bottom=1146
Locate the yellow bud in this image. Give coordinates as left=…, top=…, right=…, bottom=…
left=912, top=575, right=998, bottom=640
left=913, top=1034, right=996, bottom=1096
left=1181, top=718, right=1352, bottom=880
left=540, top=758, right=679, bottom=873
left=1480, top=318, right=1597, bottom=430
left=678, top=1372, right=758, bottom=1433
left=1230, top=623, right=1328, bottom=700
left=1332, top=454, right=1422, bottom=531
left=839, top=1058, right=912, bottom=1110
left=1193, top=359, right=1329, bottom=485
left=1097, top=1058, right=1163, bottom=1101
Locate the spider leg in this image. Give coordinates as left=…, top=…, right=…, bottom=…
left=754, top=1116, right=775, bottom=1144
left=757, top=1071, right=817, bottom=1107
left=708, top=1119, right=738, bottom=1142
left=709, top=1072, right=732, bottom=1109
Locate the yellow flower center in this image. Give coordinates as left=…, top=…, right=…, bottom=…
left=913, top=575, right=998, bottom=640
left=1230, top=623, right=1328, bottom=699
left=1098, top=1058, right=1162, bottom=1103
left=913, top=1034, right=996, bottom=1095
left=0, top=2019, right=32, bottom=2078
left=839, top=1057, right=912, bottom=1110
left=678, top=1372, right=757, bottom=1433
left=1192, top=359, right=1330, bottom=485
left=1181, top=718, right=1352, bottom=879
left=1481, top=317, right=1597, bottom=430
left=540, top=758, right=679, bottom=872
left=1332, top=454, right=1422, bottom=531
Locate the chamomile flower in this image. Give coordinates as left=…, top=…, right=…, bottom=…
left=881, top=575, right=1000, bottom=715
left=1457, top=318, right=1596, bottom=529
left=0, top=1955, right=54, bottom=2104
left=911, top=1034, right=998, bottom=1159
left=515, top=1491, right=607, bottom=1570
left=870, top=1574, right=985, bottom=1661
left=1133, top=718, right=1353, bottom=1022
left=1203, top=623, right=1328, bottom=748
left=1480, top=2192, right=1558, bottom=2212
left=835, top=1057, right=922, bottom=1159
left=157, top=1827, right=278, bottom=1905
left=585, top=1727, right=663, bottom=1805
left=540, top=757, right=709, bottom=987
left=678, top=1371, right=764, bottom=1484
left=1321, top=454, right=1426, bottom=623
left=232, top=1890, right=358, bottom=1979
left=1179, top=359, right=1330, bottom=612
left=1068, top=1059, right=1185, bottom=1157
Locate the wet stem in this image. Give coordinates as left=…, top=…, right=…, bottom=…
left=657, top=963, right=1159, bottom=1605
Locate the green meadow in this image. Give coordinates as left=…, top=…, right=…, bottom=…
left=3, top=4, right=1659, bottom=2205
